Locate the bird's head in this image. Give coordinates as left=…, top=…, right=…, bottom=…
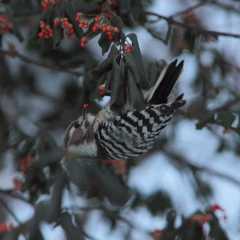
left=64, top=114, right=95, bottom=148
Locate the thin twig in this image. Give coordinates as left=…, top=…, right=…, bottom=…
left=143, top=23, right=172, bottom=44
left=0, top=49, right=87, bottom=77
left=210, top=0, right=240, bottom=14
left=171, top=0, right=208, bottom=17
left=145, top=11, right=240, bottom=39
left=0, top=196, right=22, bottom=224
left=164, top=148, right=240, bottom=188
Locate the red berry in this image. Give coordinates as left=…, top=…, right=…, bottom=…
left=81, top=37, right=88, bottom=43
left=68, top=28, right=74, bottom=34
left=79, top=23, right=83, bottom=28
left=101, top=160, right=110, bottom=165
left=210, top=205, right=223, bottom=212
left=83, top=104, right=89, bottom=108
left=20, top=166, right=28, bottom=172
left=75, top=16, right=80, bottom=21
left=1, top=15, right=7, bottom=20
left=126, top=48, right=132, bottom=52
left=27, top=157, right=37, bottom=163
left=112, top=2, right=119, bottom=6
left=20, top=158, right=27, bottom=164
left=67, top=34, right=72, bottom=39
left=106, top=26, right=113, bottom=31
left=95, top=17, right=101, bottom=22
left=80, top=42, right=86, bottom=47
left=107, top=31, right=113, bottom=36
left=83, top=24, right=88, bottom=29
left=99, top=90, right=105, bottom=95
left=113, top=27, right=119, bottom=33
left=40, top=24, right=45, bottom=29
left=77, top=12, right=83, bottom=17
left=51, top=0, right=57, bottom=4
left=92, top=25, right=98, bottom=32
left=42, top=3, right=49, bottom=11
left=38, top=32, right=45, bottom=37
left=108, top=35, right=113, bottom=40
left=102, top=27, right=107, bottom=32
left=63, top=21, right=69, bottom=27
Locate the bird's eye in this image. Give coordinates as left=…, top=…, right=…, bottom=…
left=74, top=122, right=80, bottom=128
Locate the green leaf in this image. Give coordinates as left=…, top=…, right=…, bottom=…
left=217, top=111, right=236, bottom=129
left=27, top=201, right=50, bottom=240
left=209, top=214, right=229, bottom=239
left=125, top=50, right=150, bottom=89
left=47, top=170, right=67, bottom=223
left=125, top=34, right=150, bottom=89
left=110, top=15, right=124, bottom=30
left=129, top=0, right=147, bottom=24
left=105, top=70, right=112, bottom=94
left=52, top=7, right=64, bottom=49
left=91, top=70, right=105, bottom=81
left=91, top=45, right=119, bottom=78
left=4, top=4, right=24, bottom=42
left=98, top=32, right=112, bottom=55
left=127, top=68, right=145, bottom=111
left=196, top=112, right=215, bottom=129
left=145, top=191, right=172, bottom=216
left=237, top=108, right=240, bottom=129
left=110, top=57, right=127, bottom=112
left=119, top=0, right=131, bottom=15
left=59, top=212, right=85, bottom=240
left=28, top=10, right=49, bottom=46
left=34, top=133, right=63, bottom=168
left=166, top=210, right=177, bottom=230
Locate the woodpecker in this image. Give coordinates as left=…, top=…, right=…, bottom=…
left=65, top=60, right=186, bottom=160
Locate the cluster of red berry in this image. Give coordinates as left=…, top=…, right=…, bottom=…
left=77, top=15, right=121, bottom=47
left=38, top=21, right=54, bottom=38
left=19, top=156, right=38, bottom=172
left=41, top=0, right=57, bottom=11
left=0, top=15, right=13, bottom=35
left=0, top=222, right=14, bottom=234
left=54, top=18, right=75, bottom=39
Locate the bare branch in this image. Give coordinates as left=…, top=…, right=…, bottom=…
left=143, top=23, right=172, bottom=44
left=171, top=0, right=208, bottom=17
left=145, top=11, right=240, bottom=39
left=0, top=49, right=87, bottom=77
left=164, top=148, right=240, bottom=188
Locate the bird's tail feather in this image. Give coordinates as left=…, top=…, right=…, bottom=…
left=147, top=59, right=184, bottom=104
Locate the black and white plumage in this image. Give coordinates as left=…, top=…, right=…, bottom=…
left=65, top=60, right=186, bottom=160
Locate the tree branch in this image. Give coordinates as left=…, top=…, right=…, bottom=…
left=145, top=11, right=240, bottom=39
left=171, top=0, right=208, bottom=17
left=0, top=49, right=87, bottom=77
left=164, top=147, right=240, bottom=188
